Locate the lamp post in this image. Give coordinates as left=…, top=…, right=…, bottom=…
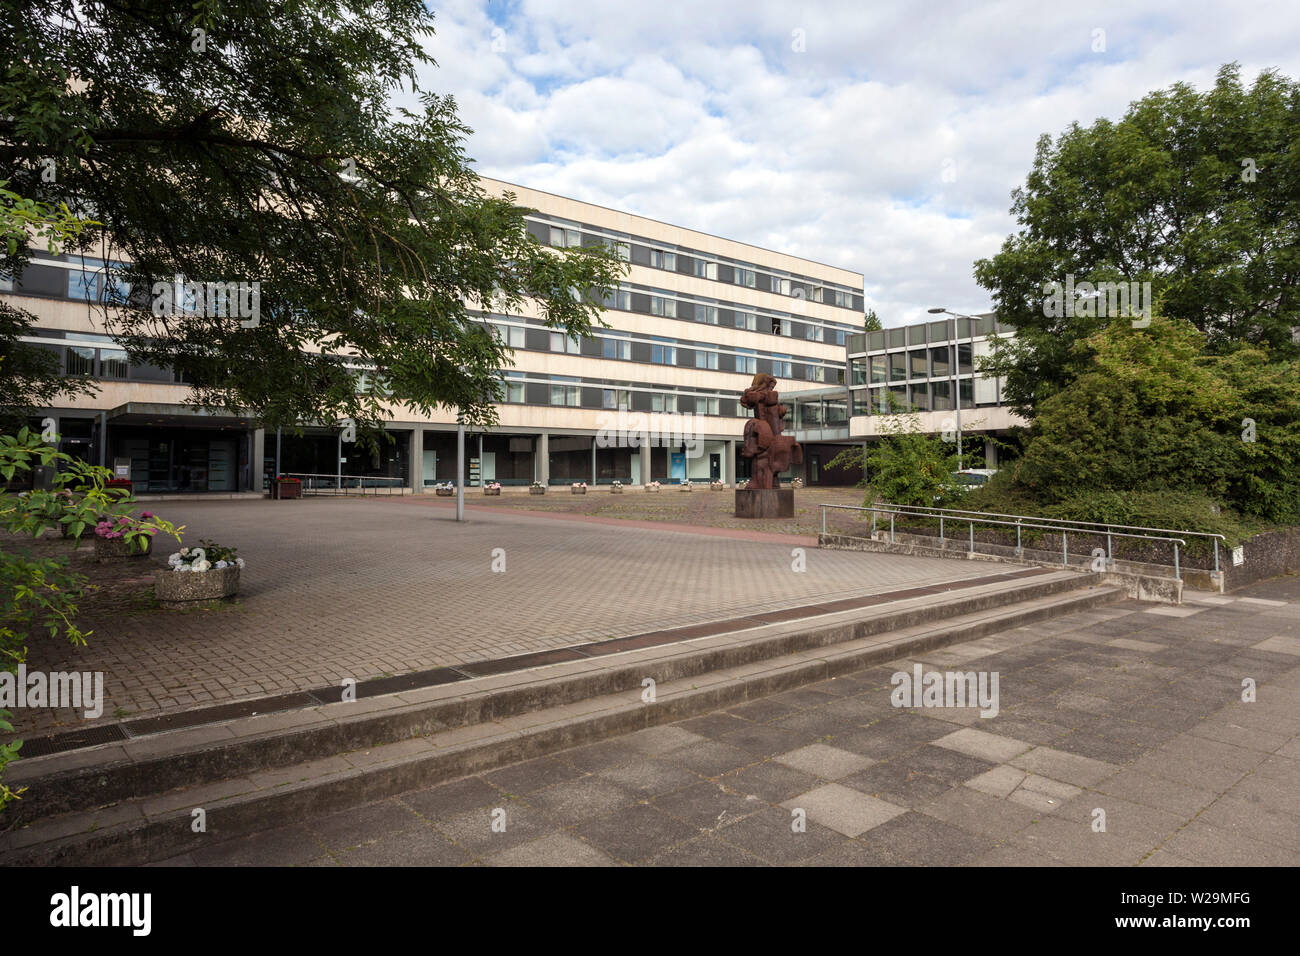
left=927, top=307, right=979, bottom=471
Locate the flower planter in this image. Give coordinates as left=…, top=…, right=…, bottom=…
left=483, top=487, right=501, bottom=496
left=155, top=565, right=240, bottom=609
left=435, top=488, right=455, bottom=497
left=571, top=487, right=587, bottom=495
left=610, top=486, right=624, bottom=494
left=710, top=483, right=724, bottom=491
left=645, top=486, right=661, bottom=493
left=529, top=487, right=545, bottom=495
left=678, top=484, right=692, bottom=492
left=94, top=534, right=152, bottom=562
left=272, top=481, right=301, bottom=500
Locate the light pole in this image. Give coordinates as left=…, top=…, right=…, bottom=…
left=456, top=416, right=465, bottom=522
left=928, top=307, right=979, bottom=471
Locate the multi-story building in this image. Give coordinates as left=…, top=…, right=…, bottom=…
left=3, top=178, right=865, bottom=492
left=845, top=313, right=1027, bottom=469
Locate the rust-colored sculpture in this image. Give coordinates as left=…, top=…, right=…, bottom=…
left=740, top=373, right=802, bottom=489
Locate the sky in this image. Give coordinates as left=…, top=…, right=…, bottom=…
left=414, top=0, right=1300, bottom=327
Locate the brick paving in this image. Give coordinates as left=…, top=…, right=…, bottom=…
left=13, top=494, right=998, bottom=736
left=154, top=576, right=1300, bottom=866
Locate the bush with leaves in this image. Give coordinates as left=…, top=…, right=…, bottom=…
left=829, top=410, right=964, bottom=509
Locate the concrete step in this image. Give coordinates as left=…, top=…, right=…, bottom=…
left=0, top=574, right=1123, bottom=864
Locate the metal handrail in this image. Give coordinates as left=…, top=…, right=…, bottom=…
left=865, top=502, right=1228, bottom=575
left=282, top=472, right=406, bottom=496
left=818, top=502, right=1191, bottom=580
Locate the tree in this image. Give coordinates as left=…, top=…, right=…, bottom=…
left=974, top=64, right=1300, bottom=417
left=829, top=408, right=963, bottom=509
left=863, top=309, right=882, bottom=332
left=1, top=1, right=625, bottom=433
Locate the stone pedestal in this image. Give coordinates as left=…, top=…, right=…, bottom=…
left=735, top=488, right=794, bottom=518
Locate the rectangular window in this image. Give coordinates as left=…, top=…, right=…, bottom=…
left=734, top=311, right=756, bottom=331
left=651, top=393, right=678, bottom=412
left=602, top=389, right=631, bottom=410
left=734, top=268, right=756, bottom=288
left=932, top=379, right=952, bottom=411
left=549, top=226, right=581, bottom=248
left=697, top=397, right=720, bottom=416
left=602, top=332, right=631, bottom=361
left=695, top=349, right=718, bottom=370
left=930, top=345, right=950, bottom=377
left=693, top=259, right=717, bottom=280
left=66, top=346, right=95, bottom=376
left=0, top=273, right=12, bottom=292
left=694, top=304, right=718, bottom=324
left=889, top=352, right=906, bottom=382
left=549, top=383, right=580, bottom=406
left=601, top=289, right=631, bottom=310
left=650, top=295, right=677, bottom=318
left=958, top=343, right=973, bottom=375
left=100, top=349, right=129, bottom=379
left=497, top=324, right=525, bottom=348
left=870, top=355, right=887, bottom=385
left=771, top=355, right=792, bottom=378
left=851, top=358, right=868, bottom=386
left=549, top=332, right=581, bottom=354
left=805, top=324, right=824, bottom=342
left=650, top=250, right=676, bottom=270
left=835, top=329, right=846, bottom=346
left=735, top=349, right=757, bottom=374
left=806, top=365, right=826, bottom=382
left=69, top=271, right=99, bottom=301
left=651, top=340, right=676, bottom=365
left=504, top=375, right=525, bottom=403
left=909, top=349, right=928, bottom=379
left=770, top=276, right=790, bottom=296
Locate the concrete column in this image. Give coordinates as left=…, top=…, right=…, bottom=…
left=591, top=438, right=597, bottom=485
left=409, top=425, right=424, bottom=492
left=985, top=439, right=996, bottom=469
left=725, top=439, right=736, bottom=486
left=639, top=443, right=652, bottom=485
left=537, top=432, right=549, bottom=485
left=477, top=433, right=484, bottom=488
left=252, top=427, right=265, bottom=493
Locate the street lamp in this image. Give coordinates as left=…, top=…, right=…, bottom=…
left=927, top=307, right=978, bottom=470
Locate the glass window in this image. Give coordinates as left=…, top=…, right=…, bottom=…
left=910, top=383, right=931, bottom=411
left=650, top=295, right=677, bottom=317
left=870, top=355, right=887, bottom=384
left=930, top=345, right=950, bottom=377
left=549, top=383, right=580, bottom=406
left=974, top=376, right=998, bottom=405
left=958, top=378, right=974, bottom=406
left=932, top=379, right=952, bottom=411
left=888, top=352, right=906, bottom=381
left=650, top=250, right=676, bottom=270
left=909, top=349, right=928, bottom=379
left=69, top=271, right=99, bottom=301
left=805, top=324, right=824, bottom=342
left=699, top=397, right=721, bottom=416
left=549, top=226, right=581, bottom=248
left=651, top=393, right=678, bottom=412
left=0, top=273, right=12, bottom=292
left=601, top=289, right=631, bottom=310
left=602, top=332, right=630, bottom=361
left=771, top=355, right=792, bottom=377
left=602, top=388, right=631, bottom=409
left=806, top=364, right=826, bottom=382
left=549, top=332, right=581, bottom=354
left=958, top=343, right=973, bottom=374
left=66, top=346, right=95, bottom=376
left=497, top=324, right=525, bottom=349
left=505, top=380, right=525, bottom=403
left=851, top=358, right=868, bottom=386
left=100, top=349, right=129, bottom=379
left=735, top=349, right=757, bottom=374
left=695, top=349, right=718, bottom=370
left=651, top=340, right=676, bottom=365
left=770, top=276, right=790, bottom=296
left=694, top=304, right=718, bottom=324
left=693, top=259, right=717, bottom=280
left=835, top=329, right=846, bottom=346
left=734, top=311, right=756, bottom=331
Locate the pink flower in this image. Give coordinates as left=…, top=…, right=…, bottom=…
left=140, top=511, right=154, bottom=519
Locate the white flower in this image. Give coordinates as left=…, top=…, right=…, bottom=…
left=235, top=557, right=246, bottom=568
left=194, top=560, right=211, bottom=572
left=216, top=560, right=228, bottom=569
left=180, top=547, right=190, bottom=556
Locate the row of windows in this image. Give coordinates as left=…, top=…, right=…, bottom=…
left=601, top=286, right=849, bottom=344
left=535, top=216, right=861, bottom=311
left=854, top=315, right=1005, bottom=355
left=850, top=344, right=981, bottom=385
left=499, top=372, right=749, bottom=417
left=853, top=378, right=1003, bottom=415
left=491, top=321, right=841, bottom=383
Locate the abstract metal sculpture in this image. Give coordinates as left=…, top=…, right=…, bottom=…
left=740, top=373, right=803, bottom=489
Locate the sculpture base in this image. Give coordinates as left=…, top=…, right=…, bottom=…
left=735, top=488, right=794, bottom=518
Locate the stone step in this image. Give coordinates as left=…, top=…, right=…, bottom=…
left=0, top=577, right=1123, bottom=864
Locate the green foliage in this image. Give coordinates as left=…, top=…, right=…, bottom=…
left=970, top=316, right=1300, bottom=534
left=829, top=410, right=963, bottom=509
left=1, top=1, right=626, bottom=433
left=975, top=64, right=1300, bottom=416
left=0, top=709, right=24, bottom=813
left=863, top=309, right=882, bottom=332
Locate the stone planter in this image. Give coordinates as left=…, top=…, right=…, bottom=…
left=678, top=484, right=692, bottom=492
left=435, top=487, right=455, bottom=497
left=272, top=481, right=301, bottom=500
left=710, top=483, right=724, bottom=491
left=645, top=486, right=661, bottom=493
left=93, top=534, right=153, bottom=563
left=610, top=486, right=624, bottom=494
left=529, top=487, right=545, bottom=495
left=483, top=487, right=501, bottom=496
left=155, top=565, right=240, bottom=609
left=571, top=487, right=587, bottom=495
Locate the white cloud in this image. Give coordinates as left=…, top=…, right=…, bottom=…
left=418, top=0, right=1300, bottom=325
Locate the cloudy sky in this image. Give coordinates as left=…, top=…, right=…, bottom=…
left=415, top=1, right=1300, bottom=327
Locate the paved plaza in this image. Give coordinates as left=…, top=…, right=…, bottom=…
left=155, top=578, right=1300, bottom=867
left=15, top=495, right=1004, bottom=735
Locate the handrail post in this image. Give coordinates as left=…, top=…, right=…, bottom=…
left=890, top=512, right=895, bottom=544
left=821, top=505, right=826, bottom=536
left=1063, top=531, right=1068, bottom=567
left=1174, top=543, right=1180, bottom=581
left=1106, top=530, right=1113, bottom=570
left=969, top=519, right=974, bottom=554
left=1213, top=539, right=1219, bottom=577
left=1016, top=520, right=1021, bottom=555
left=939, top=516, right=944, bottom=543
